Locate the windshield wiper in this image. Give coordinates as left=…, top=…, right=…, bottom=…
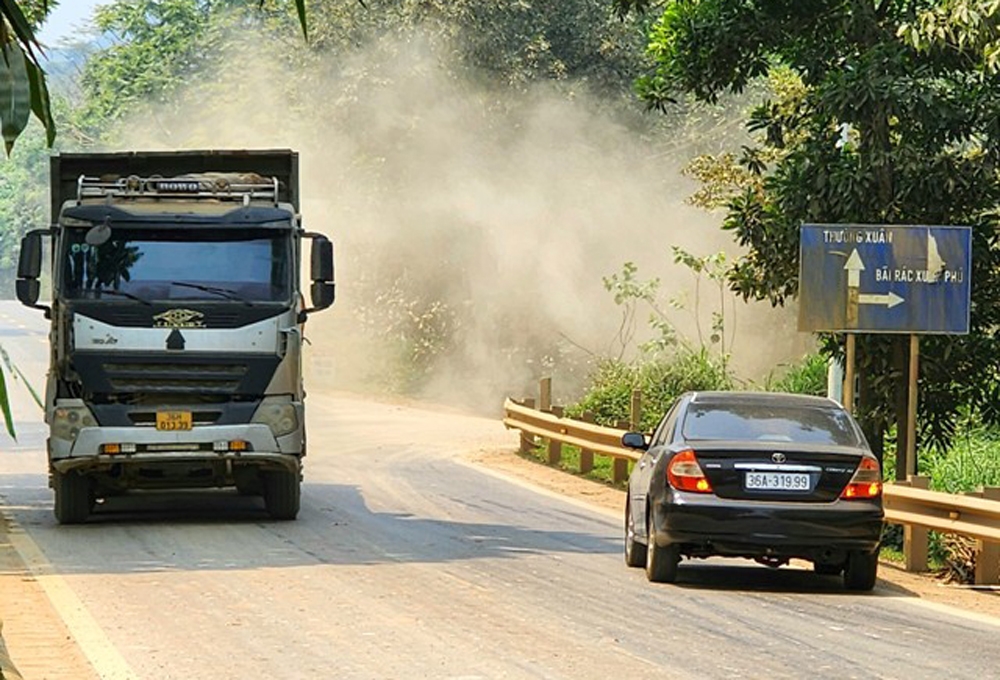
left=92, top=288, right=152, bottom=305
left=170, top=281, right=254, bottom=306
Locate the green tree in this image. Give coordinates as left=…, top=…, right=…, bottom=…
left=615, top=0, right=1000, bottom=467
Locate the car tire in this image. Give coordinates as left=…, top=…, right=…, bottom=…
left=814, top=562, right=843, bottom=576
left=263, top=470, right=301, bottom=520
left=645, top=516, right=680, bottom=583
left=624, top=500, right=646, bottom=568
left=843, top=550, right=879, bottom=591
left=53, top=470, right=93, bottom=525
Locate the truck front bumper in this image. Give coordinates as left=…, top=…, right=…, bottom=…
left=49, top=424, right=300, bottom=474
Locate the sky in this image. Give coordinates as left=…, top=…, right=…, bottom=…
left=37, top=0, right=106, bottom=46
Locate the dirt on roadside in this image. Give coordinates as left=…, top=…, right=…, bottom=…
left=468, top=447, right=1000, bottom=621
left=0, top=513, right=99, bottom=680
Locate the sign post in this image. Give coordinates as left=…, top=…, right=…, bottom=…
left=798, top=224, right=972, bottom=477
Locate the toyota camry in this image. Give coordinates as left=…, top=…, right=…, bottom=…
left=622, top=391, right=884, bottom=590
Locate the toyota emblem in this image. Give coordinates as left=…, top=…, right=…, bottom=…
left=771, top=452, right=787, bottom=464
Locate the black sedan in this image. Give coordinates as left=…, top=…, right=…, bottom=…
left=622, top=391, right=884, bottom=590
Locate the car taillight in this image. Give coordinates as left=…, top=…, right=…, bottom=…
left=667, top=449, right=713, bottom=493
left=841, top=457, right=882, bottom=499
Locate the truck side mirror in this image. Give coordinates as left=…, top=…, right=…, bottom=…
left=310, top=237, right=334, bottom=283
left=17, top=231, right=41, bottom=279
left=301, top=234, right=335, bottom=317
left=16, top=230, right=50, bottom=314
left=310, top=281, right=335, bottom=310
left=16, top=279, right=40, bottom=306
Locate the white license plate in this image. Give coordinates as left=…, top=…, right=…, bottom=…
left=744, top=472, right=810, bottom=491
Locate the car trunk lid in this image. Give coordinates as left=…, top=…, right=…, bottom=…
left=690, top=441, right=864, bottom=502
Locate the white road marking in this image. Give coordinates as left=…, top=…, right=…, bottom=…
left=0, top=512, right=139, bottom=679
left=456, top=456, right=619, bottom=521
left=885, top=593, right=1000, bottom=628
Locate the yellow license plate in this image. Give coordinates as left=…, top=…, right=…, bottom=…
left=156, top=411, right=192, bottom=431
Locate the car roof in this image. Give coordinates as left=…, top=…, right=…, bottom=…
left=687, top=390, right=842, bottom=409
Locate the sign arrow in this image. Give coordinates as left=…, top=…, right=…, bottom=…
left=858, top=291, right=905, bottom=309
left=927, top=234, right=945, bottom=282
left=844, top=248, right=865, bottom=288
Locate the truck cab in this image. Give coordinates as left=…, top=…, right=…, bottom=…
left=15, top=150, right=334, bottom=523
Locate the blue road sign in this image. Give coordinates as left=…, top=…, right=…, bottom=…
left=798, top=224, right=972, bottom=334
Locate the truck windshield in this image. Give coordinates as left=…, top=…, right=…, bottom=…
left=61, top=226, right=293, bottom=303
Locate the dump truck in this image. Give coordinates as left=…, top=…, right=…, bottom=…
left=14, top=150, right=334, bottom=523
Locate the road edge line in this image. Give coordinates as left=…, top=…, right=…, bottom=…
left=0, top=509, right=139, bottom=680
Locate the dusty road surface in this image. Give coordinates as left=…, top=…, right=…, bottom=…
left=3, top=299, right=1000, bottom=679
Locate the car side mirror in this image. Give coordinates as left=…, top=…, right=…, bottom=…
left=621, top=432, right=648, bottom=450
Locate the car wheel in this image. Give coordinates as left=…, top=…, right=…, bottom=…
left=813, top=562, right=843, bottom=576
left=624, top=500, right=646, bottom=568
left=263, top=469, right=301, bottom=520
left=645, top=515, right=680, bottom=583
left=843, top=550, right=879, bottom=591
left=53, top=470, right=93, bottom=525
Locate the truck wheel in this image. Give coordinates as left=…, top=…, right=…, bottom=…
left=53, top=471, right=93, bottom=525
left=263, top=470, right=300, bottom=520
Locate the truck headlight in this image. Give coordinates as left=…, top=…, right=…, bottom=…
left=52, top=404, right=97, bottom=441
left=251, top=396, right=298, bottom=437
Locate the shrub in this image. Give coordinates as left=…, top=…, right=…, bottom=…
left=566, top=347, right=733, bottom=431
left=765, top=352, right=829, bottom=396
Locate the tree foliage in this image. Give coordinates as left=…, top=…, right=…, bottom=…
left=616, top=0, right=1000, bottom=455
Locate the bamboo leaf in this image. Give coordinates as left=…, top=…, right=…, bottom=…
left=0, top=363, right=14, bottom=441
left=0, top=40, right=30, bottom=155
left=294, top=0, right=309, bottom=41
left=24, top=57, right=54, bottom=146
left=0, top=0, right=41, bottom=61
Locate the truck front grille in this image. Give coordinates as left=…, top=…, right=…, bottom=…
left=104, top=362, right=247, bottom=394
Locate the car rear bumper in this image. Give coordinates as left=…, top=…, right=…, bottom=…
left=651, top=492, right=883, bottom=559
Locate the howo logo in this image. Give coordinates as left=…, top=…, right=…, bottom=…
left=153, top=309, right=205, bottom=328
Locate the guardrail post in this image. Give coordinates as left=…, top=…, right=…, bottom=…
left=975, top=487, right=1000, bottom=585
left=579, top=411, right=595, bottom=474
left=904, top=475, right=930, bottom=573
left=613, top=419, right=630, bottom=484
left=518, top=397, right=536, bottom=454
left=630, top=389, right=642, bottom=430
left=548, top=406, right=563, bottom=465
left=539, top=377, right=552, bottom=412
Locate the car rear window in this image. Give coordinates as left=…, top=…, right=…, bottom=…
left=681, top=402, right=861, bottom=446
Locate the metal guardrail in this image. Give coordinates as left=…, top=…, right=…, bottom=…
left=502, top=399, right=639, bottom=461
left=504, top=382, right=1000, bottom=585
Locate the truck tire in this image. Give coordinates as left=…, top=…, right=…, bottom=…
left=53, top=471, right=93, bottom=525
left=263, top=470, right=300, bottom=520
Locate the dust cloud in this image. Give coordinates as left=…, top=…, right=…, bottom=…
left=110, top=31, right=813, bottom=413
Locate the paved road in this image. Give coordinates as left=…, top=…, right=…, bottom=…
left=1, top=299, right=999, bottom=679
